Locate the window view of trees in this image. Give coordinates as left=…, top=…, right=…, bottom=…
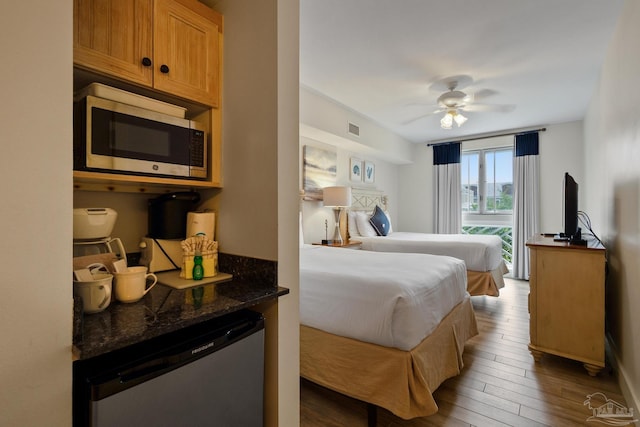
left=462, top=148, right=513, bottom=214
left=462, top=147, right=514, bottom=264
left=484, top=149, right=513, bottom=213
left=461, top=152, right=479, bottom=212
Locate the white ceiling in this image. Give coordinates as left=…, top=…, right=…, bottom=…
left=300, top=0, right=625, bottom=144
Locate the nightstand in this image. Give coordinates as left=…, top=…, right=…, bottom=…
left=312, top=240, right=362, bottom=249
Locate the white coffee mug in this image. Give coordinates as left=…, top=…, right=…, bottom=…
left=73, top=273, right=113, bottom=314
left=114, top=266, right=157, bottom=303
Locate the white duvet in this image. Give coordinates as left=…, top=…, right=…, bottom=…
left=299, top=245, right=468, bottom=351
left=356, top=232, right=504, bottom=272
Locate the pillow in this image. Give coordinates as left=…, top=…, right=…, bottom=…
left=384, top=210, right=393, bottom=234
left=369, top=205, right=391, bottom=236
left=355, top=211, right=378, bottom=237
left=347, top=211, right=361, bottom=238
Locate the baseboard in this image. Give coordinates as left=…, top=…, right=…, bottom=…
left=606, top=333, right=640, bottom=425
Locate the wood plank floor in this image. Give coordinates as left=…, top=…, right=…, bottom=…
left=300, top=278, right=631, bottom=426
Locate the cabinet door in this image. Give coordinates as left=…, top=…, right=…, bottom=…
left=74, top=0, right=153, bottom=86
left=154, top=0, right=221, bottom=107
left=535, top=247, right=605, bottom=364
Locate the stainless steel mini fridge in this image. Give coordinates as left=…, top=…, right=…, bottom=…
left=73, top=310, right=264, bottom=427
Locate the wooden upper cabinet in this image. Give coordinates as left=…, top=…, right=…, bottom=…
left=73, top=0, right=221, bottom=107
left=154, top=0, right=220, bottom=107
left=74, top=0, right=154, bottom=86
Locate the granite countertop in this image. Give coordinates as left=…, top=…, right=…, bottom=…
left=74, top=276, right=288, bottom=360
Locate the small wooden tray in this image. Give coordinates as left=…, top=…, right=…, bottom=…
left=156, top=270, right=233, bottom=290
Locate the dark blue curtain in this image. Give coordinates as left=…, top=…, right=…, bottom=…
left=515, top=132, right=539, bottom=157
left=433, top=142, right=461, bottom=165
left=513, top=131, right=540, bottom=279
left=432, top=142, right=462, bottom=233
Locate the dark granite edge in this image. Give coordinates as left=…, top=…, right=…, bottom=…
left=74, top=252, right=285, bottom=360
left=75, top=285, right=288, bottom=360
left=218, top=253, right=278, bottom=287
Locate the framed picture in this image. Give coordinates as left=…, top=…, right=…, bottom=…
left=364, top=161, right=375, bottom=183
left=303, top=146, right=337, bottom=200
left=350, top=158, right=362, bottom=182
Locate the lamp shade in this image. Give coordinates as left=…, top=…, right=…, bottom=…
left=454, top=112, right=467, bottom=126
left=323, top=186, right=352, bottom=207
left=440, top=111, right=454, bottom=129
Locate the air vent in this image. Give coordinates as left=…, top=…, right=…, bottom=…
left=348, top=122, right=360, bottom=137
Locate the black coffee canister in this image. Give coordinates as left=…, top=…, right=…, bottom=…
left=148, top=191, right=201, bottom=239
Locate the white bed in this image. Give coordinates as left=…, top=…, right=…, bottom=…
left=301, top=244, right=468, bottom=350
left=344, top=188, right=509, bottom=296
left=355, top=232, right=503, bottom=272
left=299, top=244, right=478, bottom=419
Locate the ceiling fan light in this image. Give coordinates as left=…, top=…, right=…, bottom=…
left=454, top=112, right=467, bottom=127
left=440, top=112, right=453, bottom=129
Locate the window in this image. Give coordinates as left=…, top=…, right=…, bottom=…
left=462, top=148, right=513, bottom=214
left=462, top=147, right=514, bottom=265
left=461, top=152, right=479, bottom=213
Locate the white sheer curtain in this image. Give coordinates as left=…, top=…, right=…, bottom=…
left=433, top=143, right=461, bottom=234
left=512, top=133, right=540, bottom=279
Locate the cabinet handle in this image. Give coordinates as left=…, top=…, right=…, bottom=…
left=160, top=64, right=170, bottom=74
left=141, top=57, right=152, bottom=67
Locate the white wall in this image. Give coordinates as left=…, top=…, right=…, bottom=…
left=0, top=3, right=73, bottom=426
left=583, top=0, right=640, bottom=413
left=397, top=122, right=584, bottom=234
left=206, top=0, right=279, bottom=261
left=300, top=87, right=413, bottom=165
left=300, top=137, right=398, bottom=243
left=398, top=144, right=433, bottom=232
left=275, top=1, right=301, bottom=425
left=299, top=86, right=410, bottom=242
left=205, top=1, right=300, bottom=425
left=538, top=121, right=584, bottom=233
left=0, top=1, right=299, bottom=425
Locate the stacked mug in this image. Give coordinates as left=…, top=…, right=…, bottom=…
left=73, top=263, right=158, bottom=313
left=73, top=263, right=113, bottom=314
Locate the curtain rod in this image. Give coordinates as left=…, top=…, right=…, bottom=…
left=426, top=127, right=546, bottom=147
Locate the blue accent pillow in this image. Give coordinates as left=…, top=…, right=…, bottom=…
left=369, top=205, right=390, bottom=236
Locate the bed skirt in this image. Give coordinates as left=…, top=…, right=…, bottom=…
left=300, top=295, right=478, bottom=420
left=467, top=261, right=509, bottom=297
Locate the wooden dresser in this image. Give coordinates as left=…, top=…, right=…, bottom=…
left=526, top=234, right=606, bottom=376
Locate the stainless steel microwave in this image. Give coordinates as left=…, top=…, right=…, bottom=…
left=74, top=86, right=207, bottom=180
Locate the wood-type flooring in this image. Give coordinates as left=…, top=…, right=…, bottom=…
left=300, top=278, right=632, bottom=426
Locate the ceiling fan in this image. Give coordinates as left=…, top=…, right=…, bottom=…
left=404, top=76, right=514, bottom=129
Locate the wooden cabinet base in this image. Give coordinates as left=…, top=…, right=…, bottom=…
left=528, top=344, right=604, bottom=376
left=584, top=364, right=604, bottom=377
left=526, top=235, right=606, bottom=377
left=528, top=346, right=544, bottom=362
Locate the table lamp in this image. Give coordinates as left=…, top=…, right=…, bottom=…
left=322, top=186, right=352, bottom=245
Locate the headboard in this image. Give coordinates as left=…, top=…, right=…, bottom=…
left=340, top=187, right=388, bottom=239
left=349, top=187, right=388, bottom=211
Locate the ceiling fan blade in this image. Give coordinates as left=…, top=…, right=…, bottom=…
left=429, top=75, right=474, bottom=92
left=404, top=102, right=440, bottom=110
left=401, top=109, right=443, bottom=125
left=463, top=103, right=515, bottom=113
left=402, top=113, right=433, bottom=125
left=469, top=88, right=498, bottom=102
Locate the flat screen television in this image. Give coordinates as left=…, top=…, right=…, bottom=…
left=559, top=172, right=580, bottom=242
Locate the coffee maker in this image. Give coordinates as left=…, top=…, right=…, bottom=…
left=73, top=208, right=127, bottom=265
left=139, top=192, right=208, bottom=273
